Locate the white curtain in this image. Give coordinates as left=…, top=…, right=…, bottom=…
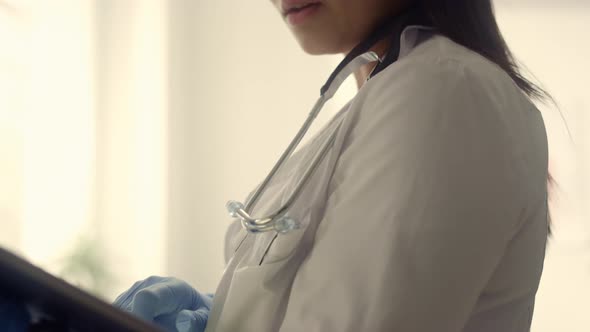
left=0, top=1, right=96, bottom=268
left=93, top=0, right=168, bottom=299
left=0, top=0, right=168, bottom=300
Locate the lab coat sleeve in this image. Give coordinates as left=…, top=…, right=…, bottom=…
left=277, top=59, right=528, bottom=332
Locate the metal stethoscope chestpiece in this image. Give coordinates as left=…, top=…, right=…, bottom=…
left=226, top=51, right=380, bottom=234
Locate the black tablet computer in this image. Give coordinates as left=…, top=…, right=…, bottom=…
left=0, top=247, right=163, bottom=332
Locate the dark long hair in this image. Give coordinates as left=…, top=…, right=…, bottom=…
left=416, top=0, right=554, bottom=235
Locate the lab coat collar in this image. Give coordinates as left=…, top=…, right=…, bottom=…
left=398, top=25, right=436, bottom=59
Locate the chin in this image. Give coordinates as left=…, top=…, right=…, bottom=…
left=293, top=33, right=350, bottom=55
left=299, top=42, right=335, bottom=55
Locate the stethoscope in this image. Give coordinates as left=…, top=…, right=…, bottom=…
left=226, top=6, right=431, bottom=234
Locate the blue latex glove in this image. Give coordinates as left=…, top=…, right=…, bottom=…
left=113, top=276, right=213, bottom=332
left=0, top=297, right=31, bottom=332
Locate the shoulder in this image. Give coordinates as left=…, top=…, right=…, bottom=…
left=336, top=31, right=547, bottom=203
left=346, top=33, right=536, bottom=144
left=361, top=33, right=525, bottom=109
left=339, top=33, right=540, bottom=189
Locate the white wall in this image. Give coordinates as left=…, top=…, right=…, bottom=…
left=496, top=4, right=590, bottom=332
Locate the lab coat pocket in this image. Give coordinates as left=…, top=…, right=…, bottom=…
left=258, top=210, right=312, bottom=265
left=212, top=258, right=298, bottom=332
left=231, top=228, right=248, bottom=254
left=224, top=219, right=249, bottom=263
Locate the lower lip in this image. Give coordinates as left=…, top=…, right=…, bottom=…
left=286, top=3, right=321, bottom=26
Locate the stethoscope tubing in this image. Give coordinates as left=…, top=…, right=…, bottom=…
left=227, top=5, right=431, bottom=233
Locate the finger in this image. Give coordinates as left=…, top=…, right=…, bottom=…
left=113, top=276, right=172, bottom=310
left=153, top=312, right=180, bottom=332
left=130, top=287, right=162, bottom=321
left=113, top=279, right=145, bottom=309
left=130, top=279, right=200, bottom=319
left=175, top=308, right=210, bottom=332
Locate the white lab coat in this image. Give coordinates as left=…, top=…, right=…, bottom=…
left=204, top=27, right=548, bottom=332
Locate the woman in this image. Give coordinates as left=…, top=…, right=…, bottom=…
left=114, top=0, right=551, bottom=331
left=1, top=0, right=551, bottom=331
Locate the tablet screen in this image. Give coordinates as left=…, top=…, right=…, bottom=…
left=0, top=247, right=163, bottom=332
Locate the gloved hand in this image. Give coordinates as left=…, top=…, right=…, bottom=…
left=0, top=296, right=31, bottom=332
left=113, top=276, right=213, bottom=332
